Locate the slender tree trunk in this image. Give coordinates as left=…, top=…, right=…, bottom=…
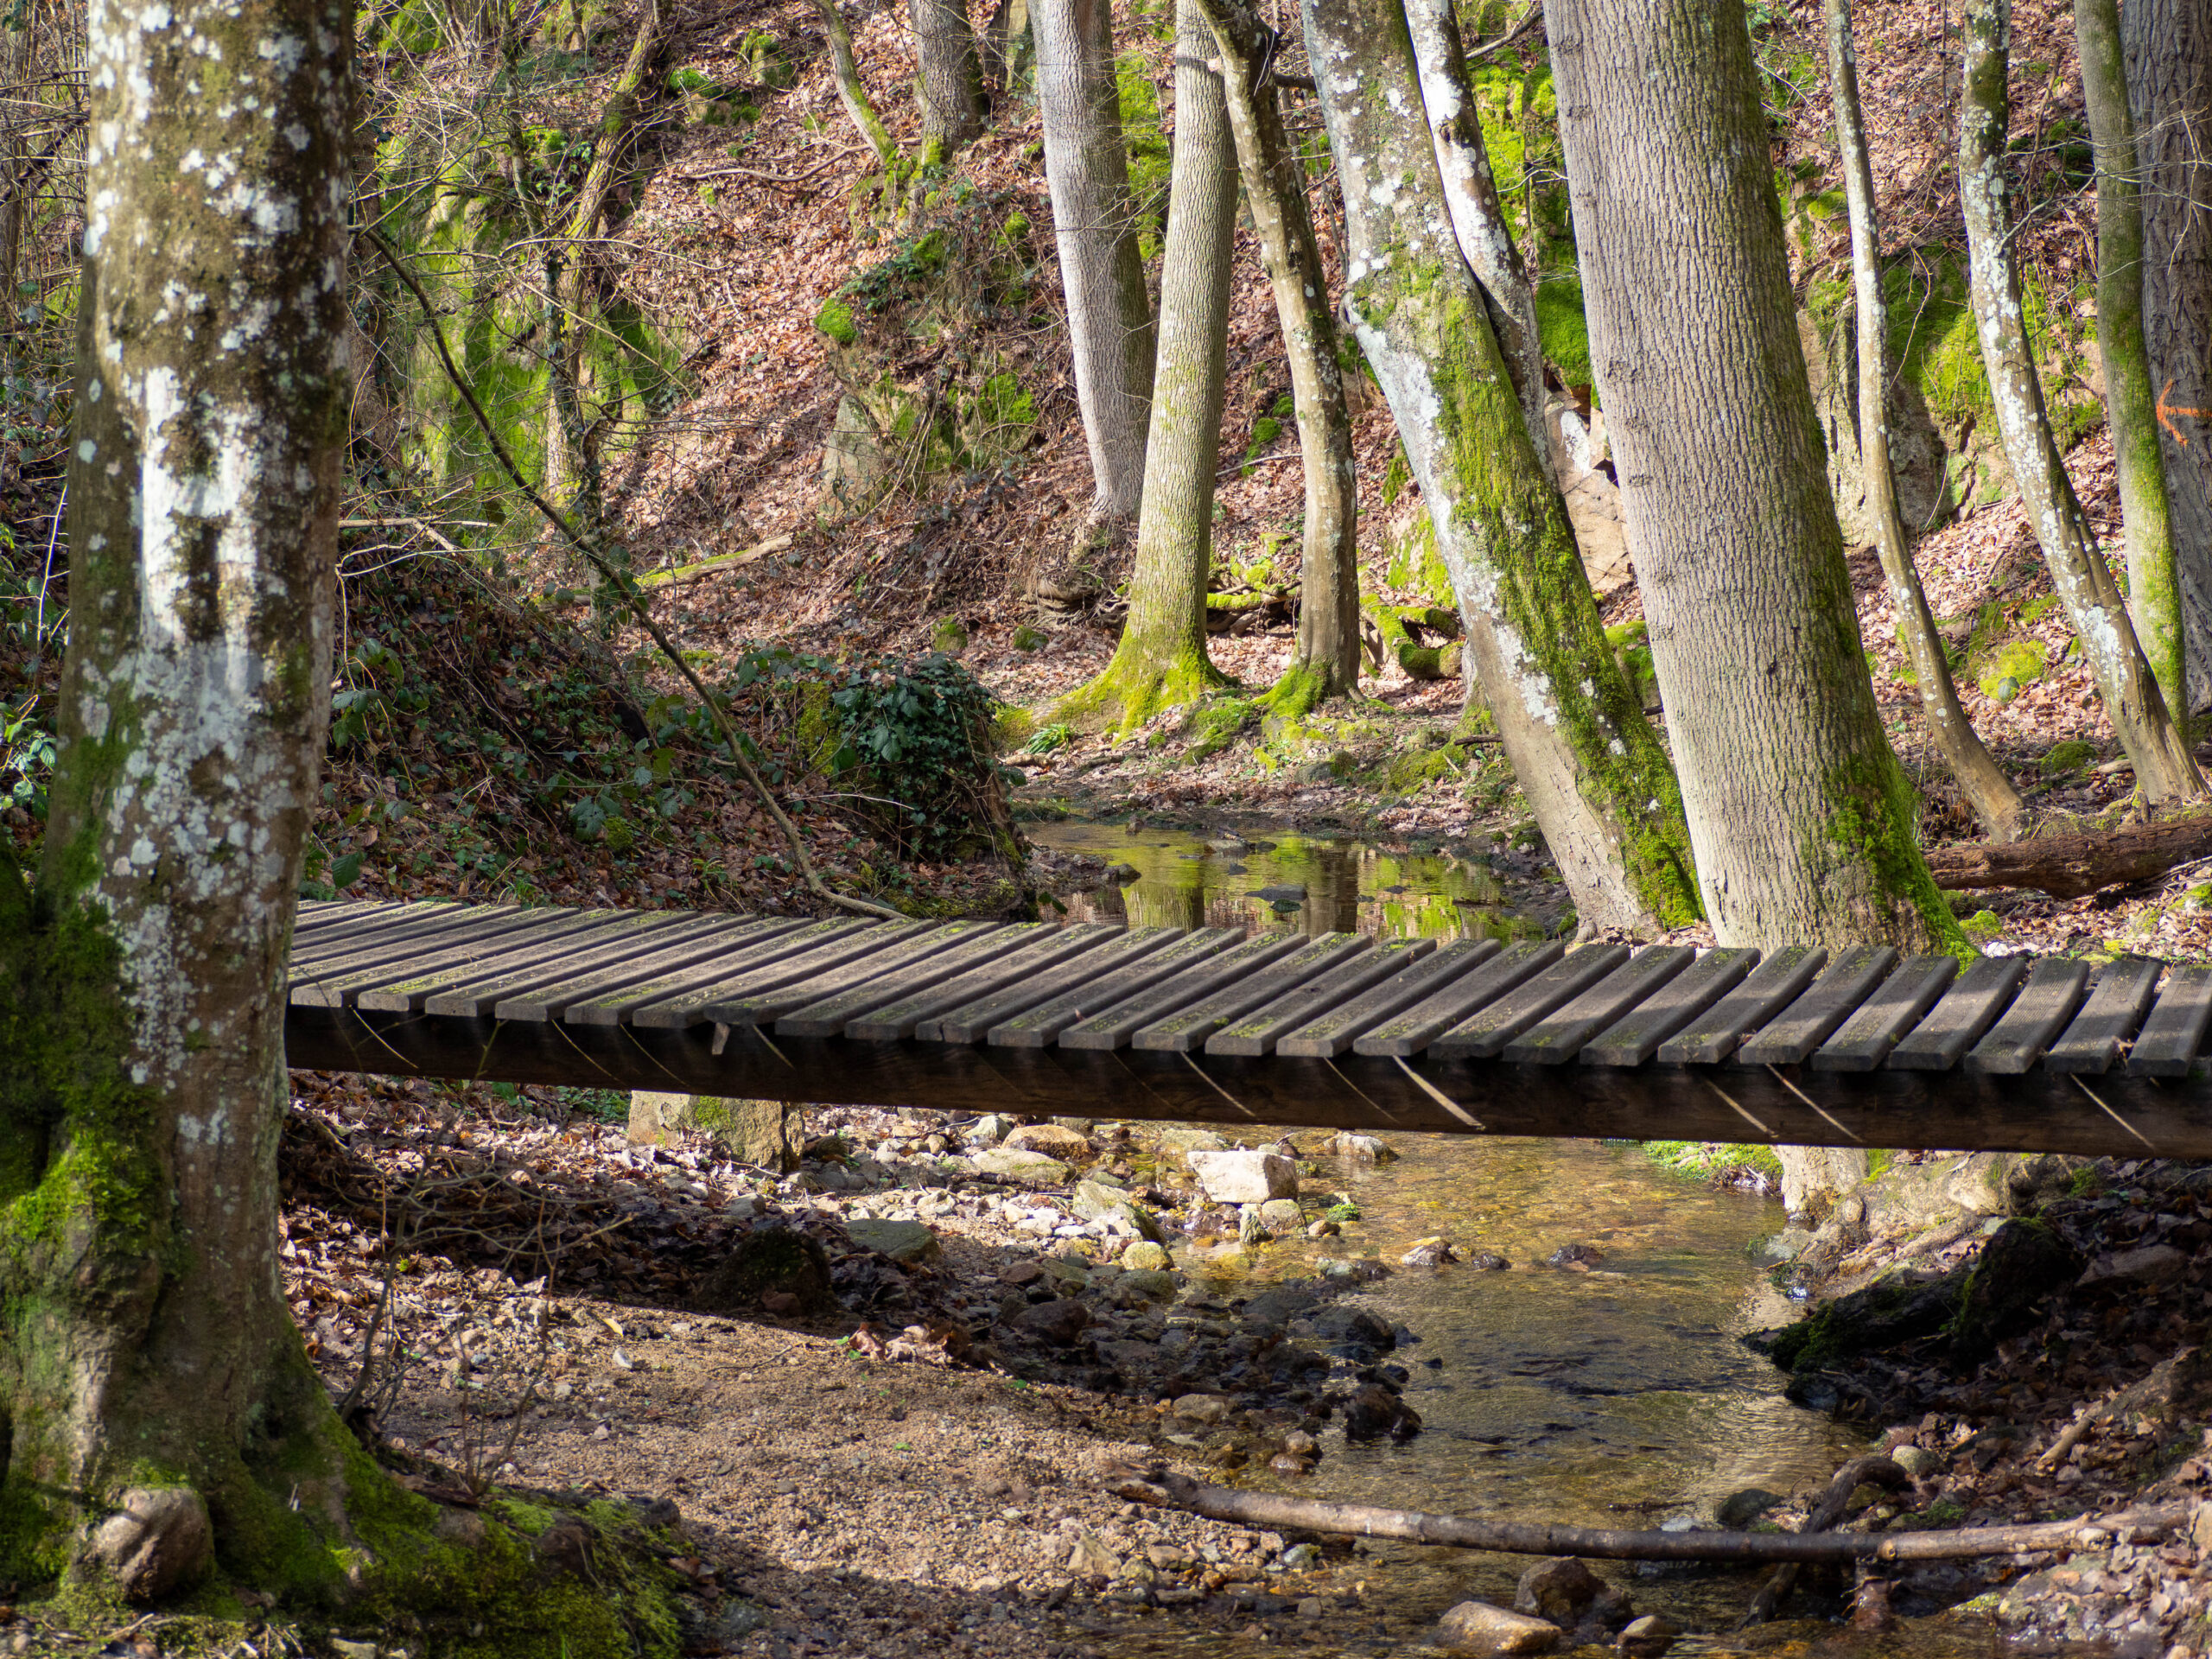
left=1035, top=0, right=1156, bottom=531
left=912, top=0, right=986, bottom=166
left=812, top=0, right=903, bottom=174
left=2080, top=0, right=2183, bottom=739
left=1402, top=0, right=1549, bottom=464
left=1960, top=0, right=2203, bottom=804
left=3, top=0, right=358, bottom=1588
left=1548, top=0, right=1960, bottom=950
left=1303, top=0, right=1700, bottom=936
left=1193, top=0, right=1360, bottom=709
left=1825, top=0, right=2024, bottom=842
left=1055, top=0, right=1233, bottom=734
left=2124, top=0, right=2212, bottom=715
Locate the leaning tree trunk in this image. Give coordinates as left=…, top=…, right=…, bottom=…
left=1194, top=0, right=1360, bottom=710
left=2, top=0, right=361, bottom=1592
left=912, top=0, right=986, bottom=167
left=812, top=0, right=903, bottom=175
left=1548, top=0, right=1961, bottom=950
left=1054, top=0, right=1234, bottom=735
left=1035, top=0, right=1156, bottom=533
left=2125, top=0, right=2212, bottom=714
left=1961, top=0, right=2203, bottom=804
left=1302, top=0, right=1700, bottom=937
left=1826, top=0, right=2024, bottom=842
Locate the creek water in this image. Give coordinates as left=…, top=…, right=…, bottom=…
left=1032, top=823, right=1990, bottom=1657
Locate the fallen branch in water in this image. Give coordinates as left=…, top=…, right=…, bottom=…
left=1109, top=1468, right=2187, bottom=1564
left=1926, top=810, right=2212, bottom=898
left=1740, top=1454, right=1910, bottom=1626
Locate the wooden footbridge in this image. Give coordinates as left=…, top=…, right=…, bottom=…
left=284, top=899, right=2212, bottom=1156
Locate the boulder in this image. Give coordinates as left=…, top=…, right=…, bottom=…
left=968, top=1114, right=1013, bottom=1146
left=2078, top=1242, right=2190, bottom=1288
left=1159, top=1128, right=1228, bottom=1152
left=972, top=1147, right=1072, bottom=1185
left=1616, top=1614, right=1680, bottom=1658
left=1006, top=1122, right=1094, bottom=1160
left=1173, top=1393, right=1232, bottom=1424
left=1015, top=1298, right=1091, bottom=1346
left=1515, top=1557, right=1603, bottom=1623
left=844, top=1218, right=940, bottom=1265
left=1402, top=1237, right=1459, bottom=1268
left=1340, top=1382, right=1421, bottom=1441
left=1326, top=1132, right=1397, bottom=1162
left=1716, top=1487, right=1785, bottom=1529
left=697, top=1226, right=839, bottom=1315
left=1071, top=1180, right=1165, bottom=1241
left=1188, top=1149, right=1298, bottom=1204
left=85, top=1486, right=213, bottom=1601
left=1951, top=1218, right=2084, bottom=1357
left=1120, top=1241, right=1173, bottom=1273
left=1258, top=1198, right=1304, bottom=1230
left=1436, top=1599, right=1560, bottom=1656
left=630, top=1092, right=795, bottom=1171
left=1066, top=1530, right=1120, bottom=1577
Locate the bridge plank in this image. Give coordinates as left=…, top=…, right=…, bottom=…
left=496, top=917, right=821, bottom=1022
left=289, top=900, right=500, bottom=964
left=418, top=914, right=730, bottom=1016
left=295, top=899, right=407, bottom=938
left=1964, top=957, right=2091, bottom=1074
left=2044, top=957, right=2164, bottom=1075
left=2126, top=965, right=2212, bottom=1077
left=289, top=906, right=567, bottom=1003
left=843, top=925, right=1129, bottom=1041
left=302, top=909, right=652, bottom=1010
left=626, top=921, right=933, bottom=1028
left=1656, top=946, right=1827, bottom=1065
left=1134, top=934, right=1375, bottom=1053
left=1886, top=957, right=2028, bottom=1070
left=921, top=927, right=1185, bottom=1043
left=1505, top=945, right=1695, bottom=1065
left=352, top=910, right=651, bottom=1010
left=1208, top=938, right=1438, bottom=1057
left=985, top=928, right=1250, bottom=1048
left=1276, top=938, right=1503, bottom=1058
left=1810, top=956, right=1959, bottom=1072
left=774, top=925, right=1046, bottom=1038
left=1351, top=941, right=1563, bottom=1058
left=1053, top=931, right=1309, bottom=1051
left=1580, top=947, right=1759, bottom=1066
left=565, top=918, right=883, bottom=1027
left=1429, top=944, right=1631, bottom=1061
left=1737, top=946, right=1897, bottom=1066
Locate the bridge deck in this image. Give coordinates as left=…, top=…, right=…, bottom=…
left=283, top=900, right=2212, bottom=1156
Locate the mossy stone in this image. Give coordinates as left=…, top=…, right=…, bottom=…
left=696, top=1226, right=838, bottom=1315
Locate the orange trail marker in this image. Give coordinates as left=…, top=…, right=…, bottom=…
left=2158, top=379, right=2211, bottom=448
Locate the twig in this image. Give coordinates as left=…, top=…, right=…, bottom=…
left=1740, top=1454, right=1911, bottom=1626
left=364, top=227, right=904, bottom=923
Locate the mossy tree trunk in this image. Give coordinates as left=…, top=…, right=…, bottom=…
left=1303, top=0, right=1700, bottom=937
left=2078, top=0, right=2185, bottom=741
left=0, top=0, right=365, bottom=1593
left=812, top=0, right=904, bottom=175
left=1548, top=0, right=1961, bottom=950
left=1035, top=0, right=1156, bottom=531
left=2123, top=0, right=2212, bottom=715
left=1192, top=0, right=1360, bottom=709
left=912, top=0, right=986, bottom=168
left=1053, top=0, right=1234, bottom=735
left=1825, top=0, right=2024, bottom=842
left=1960, top=0, right=2203, bottom=804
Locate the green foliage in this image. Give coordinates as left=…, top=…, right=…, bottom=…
left=2039, top=739, right=2096, bottom=776
left=1022, top=721, right=1072, bottom=756
left=1960, top=908, right=2004, bottom=942
left=1640, top=1141, right=1786, bottom=1185
left=1975, top=639, right=2045, bottom=702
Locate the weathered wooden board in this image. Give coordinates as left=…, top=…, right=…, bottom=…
left=1582, top=949, right=1758, bottom=1067
left=1505, top=946, right=1694, bottom=1065
left=1657, top=947, right=1825, bottom=1065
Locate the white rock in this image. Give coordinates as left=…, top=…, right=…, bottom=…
left=1436, top=1599, right=1560, bottom=1656
left=1188, top=1149, right=1298, bottom=1204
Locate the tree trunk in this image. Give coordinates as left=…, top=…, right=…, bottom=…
left=812, top=0, right=904, bottom=174
left=2124, top=0, right=2212, bottom=715
left=912, top=0, right=986, bottom=167
left=1302, top=0, right=1700, bottom=937
left=1402, top=0, right=1549, bottom=464
left=1548, top=0, right=1960, bottom=950
left=1960, top=0, right=2203, bottom=804
left=2079, top=0, right=2183, bottom=739
left=1776, top=1147, right=1869, bottom=1219
left=1192, top=0, right=1361, bottom=709
left=1053, top=0, right=1233, bottom=734
left=1824, top=0, right=2024, bottom=842
left=1035, top=0, right=1156, bottom=530
left=4, top=0, right=358, bottom=1589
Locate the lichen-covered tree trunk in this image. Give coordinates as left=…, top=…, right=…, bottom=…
left=2124, top=0, right=2212, bottom=715
left=1961, top=0, right=2203, bottom=804
left=912, top=0, right=986, bottom=166
left=2080, top=0, right=2184, bottom=739
left=1193, top=0, right=1360, bottom=709
left=0, top=0, right=361, bottom=1592
left=1303, top=0, right=1700, bottom=936
left=1054, top=0, right=1233, bottom=734
left=1035, top=0, right=1156, bottom=531
left=1548, top=0, right=1960, bottom=950
left=1825, top=0, right=2024, bottom=842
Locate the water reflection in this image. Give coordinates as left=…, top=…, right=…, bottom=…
left=1032, top=822, right=1561, bottom=942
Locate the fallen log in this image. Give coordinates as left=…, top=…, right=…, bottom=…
left=1926, top=811, right=2212, bottom=899
left=1109, top=1469, right=2187, bottom=1564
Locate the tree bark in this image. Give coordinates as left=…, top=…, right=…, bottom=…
left=4, top=0, right=357, bottom=1588
left=1925, top=810, right=2212, bottom=899
left=812, top=0, right=903, bottom=174
left=1824, top=0, right=2024, bottom=842
left=1192, top=0, right=1361, bottom=708
left=2078, top=0, right=2183, bottom=738
left=1548, top=0, right=1961, bottom=951
left=1035, top=0, right=1156, bottom=531
left=1303, top=0, right=1700, bottom=936
left=1054, top=0, right=1234, bottom=734
left=912, top=0, right=986, bottom=166
left=1960, top=0, right=2202, bottom=804
left=2124, top=0, right=2212, bottom=715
